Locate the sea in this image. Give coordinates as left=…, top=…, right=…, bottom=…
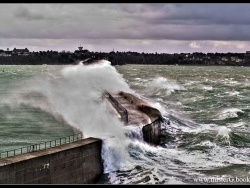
left=0, top=60, right=250, bottom=184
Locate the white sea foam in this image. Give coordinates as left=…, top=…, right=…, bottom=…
left=216, top=126, right=231, bottom=137
left=216, top=126, right=231, bottom=144
left=225, top=90, right=240, bottom=96
left=102, top=137, right=132, bottom=173
left=146, top=76, right=186, bottom=95
left=214, top=108, right=244, bottom=120
left=203, top=85, right=213, bottom=90
left=223, top=79, right=240, bottom=86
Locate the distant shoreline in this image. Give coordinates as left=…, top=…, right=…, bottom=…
left=1, top=50, right=250, bottom=66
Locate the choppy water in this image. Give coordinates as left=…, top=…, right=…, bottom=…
left=0, top=62, right=250, bottom=184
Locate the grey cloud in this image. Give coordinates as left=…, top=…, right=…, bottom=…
left=13, top=6, right=45, bottom=20
left=123, top=4, right=250, bottom=26
left=112, top=4, right=250, bottom=41
left=1, top=3, right=250, bottom=53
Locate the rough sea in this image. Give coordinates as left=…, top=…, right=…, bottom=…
left=0, top=60, right=250, bottom=184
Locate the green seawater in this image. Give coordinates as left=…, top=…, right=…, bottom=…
left=0, top=65, right=75, bottom=152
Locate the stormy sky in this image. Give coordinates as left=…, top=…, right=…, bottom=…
left=1, top=3, right=250, bottom=53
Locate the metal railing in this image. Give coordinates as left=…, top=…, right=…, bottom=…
left=0, top=133, right=83, bottom=159
left=105, top=91, right=128, bottom=124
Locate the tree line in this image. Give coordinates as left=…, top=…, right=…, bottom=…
left=1, top=50, right=250, bottom=66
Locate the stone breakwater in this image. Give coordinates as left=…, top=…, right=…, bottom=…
left=103, top=91, right=163, bottom=145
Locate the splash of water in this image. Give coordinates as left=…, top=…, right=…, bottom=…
left=215, top=108, right=244, bottom=120
left=41, top=60, right=138, bottom=172
left=4, top=60, right=137, bottom=173
left=216, top=126, right=231, bottom=145
left=146, top=76, right=186, bottom=95
left=38, top=60, right=132, bottom=137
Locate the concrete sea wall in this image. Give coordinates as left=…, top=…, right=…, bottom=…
left=0, top=137, right=103, bottom=184
left=142, top=117, right=162, bottom=145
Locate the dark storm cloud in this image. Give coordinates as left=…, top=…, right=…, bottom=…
left=2, top=3, right=250, bottom=40
left=118, top=3, right=250, bottom=41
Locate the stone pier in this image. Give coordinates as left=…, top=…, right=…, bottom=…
left=103, top=91, right=163, bottom=145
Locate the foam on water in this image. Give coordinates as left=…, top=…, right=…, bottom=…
left=214, top=108, right=244, bottom=120
left=225, top=90, right=240, bottom=96
left=146, top=76, right=186, bottom=95
left=202, top=85, right=213, bottom=91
